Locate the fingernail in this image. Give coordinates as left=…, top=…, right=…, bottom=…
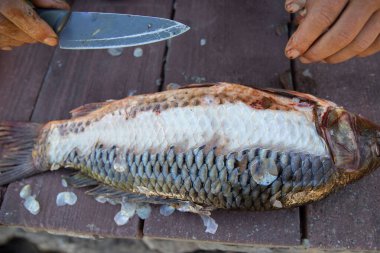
left=286, top=49, right=300, bottom=59
left=286, top=3, right=301, bottom=13
left=54, top=0, right=70, bottom=9
left=43, top=37, right=58, bottom=46
left=1, top=47, right=12, bottom=51
left=299, top=57, right=311, bottom=64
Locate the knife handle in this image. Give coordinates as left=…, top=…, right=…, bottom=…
left=36, top=9, right=71, bottom=34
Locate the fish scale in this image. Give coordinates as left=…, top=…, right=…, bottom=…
left=2, top=83, right=377, bottom=212
left=64, top=145, right=336, bottom=210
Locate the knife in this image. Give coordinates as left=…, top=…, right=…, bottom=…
left=36, top=9, right=190, bottom=49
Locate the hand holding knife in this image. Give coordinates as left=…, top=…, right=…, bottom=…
left=0, top=0, right=189, bottom=50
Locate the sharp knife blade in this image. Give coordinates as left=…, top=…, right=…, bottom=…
left=37, top=10, right=190, bottom=49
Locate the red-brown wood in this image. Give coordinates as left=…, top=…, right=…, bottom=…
left=294, top=54, right=380, bottom=250
left=143, top=0, right=301, bottom=246
left=0, top=0, right=173, bottom=237
left=0, top=171, right=140, bottom=238
left=0, top=45, right=54, bottom=121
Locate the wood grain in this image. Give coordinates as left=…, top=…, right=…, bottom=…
left=163, top=0, right=290, bottom=88
left=143, top=0, right=301, bottom=246
left=0, top=0, right=173, bottom=237
left=0, top=45, right=54, bottom=121
left=294, top=54, right=380, bottom=250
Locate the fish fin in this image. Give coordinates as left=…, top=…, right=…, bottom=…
left=262, top=88, right=337, bottom=107
left=85, top=184, right=188, bottom=205
left=64, top=172, right=98, bottom=188
left=70, top=101, right=113, bottom=118
left=179, top=83, right=219, bottom=89
left=0, top=122, right=44, bottom=185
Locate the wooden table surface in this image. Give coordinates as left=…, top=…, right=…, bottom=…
left=0, top=0, right=379, bottom=250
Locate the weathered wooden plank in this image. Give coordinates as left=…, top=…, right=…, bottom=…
left=143, top=0, right=301, bottom=246
left=0, top=45, right=54, bottom=121
left=163, top=0, right=290, bottom=88
left=32, top=0, right=173, bottom=122
left=0, top=0, right=173, bottom=237
left=0, top=171, right=140, bottom=238
left=0, top=45, right=55, bottom=209
left=296, top=54, right=380, bottom=250
left=144, top=207, right=300, bottom=246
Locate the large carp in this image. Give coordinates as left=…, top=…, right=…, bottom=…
left=0, top=83, right=379, bottom=211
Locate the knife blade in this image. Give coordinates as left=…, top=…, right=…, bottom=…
left=37, top=10, right=190, bottom=49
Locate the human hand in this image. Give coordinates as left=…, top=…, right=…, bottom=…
left=0, top=0, right=70, bottom=50
left=284, top=0, right=380, bottom=64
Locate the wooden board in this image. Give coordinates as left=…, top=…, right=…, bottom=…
left=143, top=0, right=301, bottom=246
left=0, top=45, right=54, bottom=121
left=0, top=0, right=173, bottom=238
left=0, top=171, right=140, bottom=239
left=144, top=206, right=300, bottom=246
left=163, top=0, right=290, bottom=88
left=0, top=44, right=55, bottom=210
left=294, top=54, right=380, bottom=250
left=32, top=0, right=173, bottom=122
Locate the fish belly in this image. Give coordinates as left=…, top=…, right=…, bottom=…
left=45, top=101, right=335, bottom=210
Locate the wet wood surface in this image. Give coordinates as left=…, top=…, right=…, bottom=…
left=0, top=0, right=172, bottom=239
left=143, top=0, right=301, bottom=247
left=294, top=55, right=380, bottom=250
left=0, top=0, right=379, bottom=250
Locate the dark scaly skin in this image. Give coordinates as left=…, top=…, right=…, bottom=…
left=64, top=145, right=336, bottom=211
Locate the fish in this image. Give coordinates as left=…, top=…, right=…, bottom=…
left=0, top=83, right=379, bottom=212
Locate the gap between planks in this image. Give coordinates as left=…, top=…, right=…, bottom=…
left=287, top=13, right=308, bottom=243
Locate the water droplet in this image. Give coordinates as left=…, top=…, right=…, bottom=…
left=114, top=211, right=130, bottom=226
left=19, top=184, right=32, bottom=199
left=61, top=179, right=68, bottom=188
left=133, top=47, right=143, bottom=58
left=121, top=200, right=137, bottom=217
left=56, top=192, right=78, bottom=206
left=24, top=196, right=40, bottom=215
left=136, top=204, right=151, bottom=220
left=200, top=215, right=218, bottom=234
left=159, top=205, right=175, bottom=216
left=107, top=47, right=123, bottom=57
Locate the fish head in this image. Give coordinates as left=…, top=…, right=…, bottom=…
left=323, top=108, right=380, bottom=184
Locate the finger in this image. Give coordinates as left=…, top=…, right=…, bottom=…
left=302, top=0, right=378, bottom=62
left=32, top=0, right=70, bottom=10
left=325, top=11, right=380, bottom=64
left=285, top=0, right=348, bottom=59
left=358, top=35, right=380, bottom=57
left=0, top=0, right=57, bottom=46
left=0, top=14, right=36, bottom=43
left=285, top=0, right=306, bottom=13
left=0, top=34, right=24, bottom=48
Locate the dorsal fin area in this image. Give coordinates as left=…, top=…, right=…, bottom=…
left=262, top=88, right=337, bottom=107
left=179, top=83, right=219, bottom=89
left=70, top=100, right=114, bottom=118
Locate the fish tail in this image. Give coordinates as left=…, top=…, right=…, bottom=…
left=0, top=122, right=43, bottom=185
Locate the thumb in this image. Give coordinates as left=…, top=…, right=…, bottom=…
left=0, top=0, right=58, bottom=46
left=32, top=0, right=70, bottom=10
